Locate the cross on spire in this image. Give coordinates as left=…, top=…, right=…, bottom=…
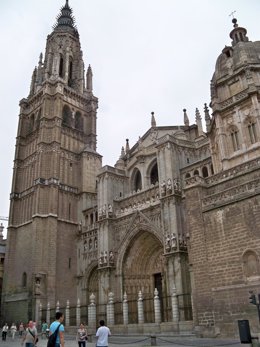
left=229, top=10, right=236, bottom=19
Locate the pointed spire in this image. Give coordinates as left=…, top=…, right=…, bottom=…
left=38, top=53, right=43, bottom=66
left=86, top=65, right=93, bottom=91
left=125, top=138, right=130, bottom=153
left=120, top=146, right=125, bottom=158
left=29, top=67, right=37, bottom=96
left=53, top=0, right=78, bottom=35
left=195, top=108, right=203, bottom=136
left=204, top=103, right=211, bottom=132
left=229, top=18, right=248, bottom=46
left=183, top=109, right=189, bottom=126
left=115, top=146, right=125, bottom=169
left=151, top=112, right=156, bottom=127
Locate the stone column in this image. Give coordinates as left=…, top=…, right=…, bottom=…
left=46, top=303, right=50, bottom=326
left=88, top=293, right=96, bottom=329
left=76, top=299, right=81, bottom=327
left=171, top=286, right=179, bottom=322
left=107, top=292, right=115, bottom=326
left=154, top=288, right=161, bottom=324
left=137, top=291, right=144, bottom=324
left=39, top=302, right=42, bottom=327
left=123, top=292, right=129, bottom=325
left=65, top=300, right=70, bottom=326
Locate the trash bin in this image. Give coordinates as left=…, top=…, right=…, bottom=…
left=238, top=319, right=252, bottom=344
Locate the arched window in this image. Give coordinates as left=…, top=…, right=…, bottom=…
left=62, top=105, right=72, bottom=127
left=22, top=272, right=27, bottom=287
left=194, top=170, right=199, bottom=176
left=59, top=55, right=64, bottom=78
left=132, top=169, right=142, bottom=191
left=243, top=250, right=260, bottom=278
left=210, top=164, right=214, bottom=175
left=185, top=173, right=191, bottom=179
left=230, top=128, right=240, bottom=151
left=75, top=111, right=83, bottom=131
left=150, top=163, right=158, bottom=185
left=248, top=121, right=257, bottom=144
left=68, top=59, right=73, bottom=87
left=202, top=166, right=209, bottom=178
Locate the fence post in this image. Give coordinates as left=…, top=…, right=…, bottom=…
left=138, top=291, right=144, bottom=324
left=154, top=288, right=161, bottom=324
left=107, top=292, right=115, bottom=326
left=46, top=302, right=50, bottom=326
left=65, top=300, right=70, bottom=326
left=123, top=292, right=128, bottom=325
left=88, top=293, right=96, bottom=329
left=76, top=298, right=81, bottom=327
left=171, top=286, right=179, bottom=322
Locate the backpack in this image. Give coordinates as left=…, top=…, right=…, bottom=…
left=47, top=324, right=61, bottom=347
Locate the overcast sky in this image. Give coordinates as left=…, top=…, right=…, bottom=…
left=0, top=0, right=259, bottom=235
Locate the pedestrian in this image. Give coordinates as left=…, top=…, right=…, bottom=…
left=19, top=322, right=25, bottom=337
left=22, top=320, right=38, bottom=347
left=76, top=323, right=87, bottom=347
left=10, top=322, right=17, bottom=339
left=2, top=323, right=8, bottom=341
left=96, top=320, right=111, bottom=347
left=41, top=320, right=48, bottom=339
left=49, top=311, right=65, bottom=347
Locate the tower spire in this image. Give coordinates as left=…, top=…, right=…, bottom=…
left=183, top=108, right=189, bottom=126
left=53, top=0, right=78, bottom=35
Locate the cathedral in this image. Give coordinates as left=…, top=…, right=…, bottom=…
left=2, top=0, right=260, bottom=337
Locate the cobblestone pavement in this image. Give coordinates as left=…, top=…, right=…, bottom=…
left=0, top=334, right=242, bottom=347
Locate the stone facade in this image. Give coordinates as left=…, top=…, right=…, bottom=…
left=2, top=2, right=260, bottom=337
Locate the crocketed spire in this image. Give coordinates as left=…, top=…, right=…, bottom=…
left=53, top=0, right=78, bottom=35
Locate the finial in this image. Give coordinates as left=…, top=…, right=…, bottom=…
left=120, top=146, right=125, bottom=158
left=195, top=108, right=201, bottom=121
left=183, top=108, right=189, bottom=126
left=204, top=103, right=211, bottom=132
left=151, top=111, right=156, bottom=127
left=125, top=138, right=130, bottom=152
left=38, top=53, right=43, bottom=65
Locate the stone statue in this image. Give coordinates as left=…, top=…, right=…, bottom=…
left=109, top=251, right=114, bottom=264
left=165, top=234, right=171, bottom=252
left=103, top=251, right=108, bottom=265
left=167, top=178, right=172, bottom=194
left=161, top=180, right=166, bottom=196
left=171, top=233, right=177, bottom=250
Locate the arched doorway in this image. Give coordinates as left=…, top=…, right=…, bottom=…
left=122, top=230, right=165, bottom=323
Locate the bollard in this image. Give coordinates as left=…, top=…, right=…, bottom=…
left=87, top=334, right=92, bottom=343
left=151, top=335, right=157, bottom=346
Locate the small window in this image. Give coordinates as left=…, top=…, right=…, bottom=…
left=194, top=170, right=199, bottom=176
left=185, top=173, right=191, bottom=179
left=202, top=166, right=209, bottom=178
left=231, top=129, right=240, bottom=151
left=59, top=55, right=64, bottom=77
left=248, top=122, right=257, bottom=144
left=150, top=163, right=158, bottom=185
left=22, top=272, right=27, bottom=287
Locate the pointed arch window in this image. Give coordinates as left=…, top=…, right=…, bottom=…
left=248, top=121, right=257, bottom=144
left=59, top=55, right=64, bottom=78
left=150, top=162, right=158, bottom=185
left=75, top=111, right=83, bottom=131
left=62, top=105, right=72, bottom=127
left=202, top=166, right=209, bottom=178
left=132, top=169, right=142, bottom=192
left=230, top=128, right=240, bottom=151
left=68, top=59, right=73, bottom=87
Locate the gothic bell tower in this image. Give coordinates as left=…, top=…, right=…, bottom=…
left=2, top=0, right=102, bottom=322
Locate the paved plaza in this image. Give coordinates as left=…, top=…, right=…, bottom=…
left=0, top=334, right=242, bottom=347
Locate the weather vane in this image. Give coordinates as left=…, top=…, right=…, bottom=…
left=229, top=10, right=236, bottom=19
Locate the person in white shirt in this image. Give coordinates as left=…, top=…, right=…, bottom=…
left=96, top=320, right=111, bottom=347
left=10, top=323, right=17, bottom=339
